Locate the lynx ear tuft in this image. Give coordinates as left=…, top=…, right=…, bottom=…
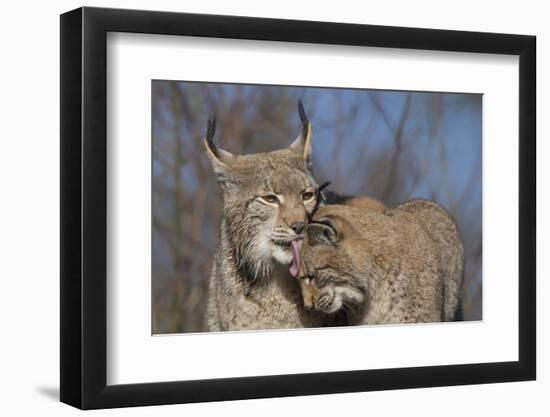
left=307, top=181, right=331, bottom=222
left=306, top=218, right=338, bottom=246
left=203, top=114, right=235, bottom=179
left=290, top=100, right=313, bottom=164
left=204, top=113, right=218, bottom=156
left=298, top=99, right=309, bottom=127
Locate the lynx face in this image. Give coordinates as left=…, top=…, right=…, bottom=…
left=222, top=159, right=319, bottom=280
left=204, top=104, right=320, bottom=281
left=297, top=208, right=366, bottom=314
left=245, top=169, right=318, bottom=265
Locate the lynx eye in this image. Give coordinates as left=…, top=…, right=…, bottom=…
left=302, top=191, right=315, bottom=201
left=261, top=195, right=279, bottom=204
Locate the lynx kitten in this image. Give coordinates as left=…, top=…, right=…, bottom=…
left=294, top=200, right=464, bottom=325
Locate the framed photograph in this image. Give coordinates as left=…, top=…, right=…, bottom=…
left=60, top=6, right=536, bottom=409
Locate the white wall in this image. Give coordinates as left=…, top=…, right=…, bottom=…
left=0, top=0, right=546, bottom=415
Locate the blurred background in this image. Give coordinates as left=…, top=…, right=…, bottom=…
left=152, top=80, right=482, bottom=334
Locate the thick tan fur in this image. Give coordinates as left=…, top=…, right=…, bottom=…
left=341, top=196, right=385, bottom=213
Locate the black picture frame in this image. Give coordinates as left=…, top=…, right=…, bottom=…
left=60, top=6, right=536, bottom=410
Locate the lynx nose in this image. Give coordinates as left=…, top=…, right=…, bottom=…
left=290, top=221, right=305, bottom=235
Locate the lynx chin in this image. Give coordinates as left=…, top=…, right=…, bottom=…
left=204, top=102, right=326, bottom=331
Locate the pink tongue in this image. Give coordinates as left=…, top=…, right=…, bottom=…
left=289, top=239, right=303, bottom=277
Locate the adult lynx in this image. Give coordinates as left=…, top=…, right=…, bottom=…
left=204, top=103, right=326, bottom=331
left=294, top=200, right=464, bottom=325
